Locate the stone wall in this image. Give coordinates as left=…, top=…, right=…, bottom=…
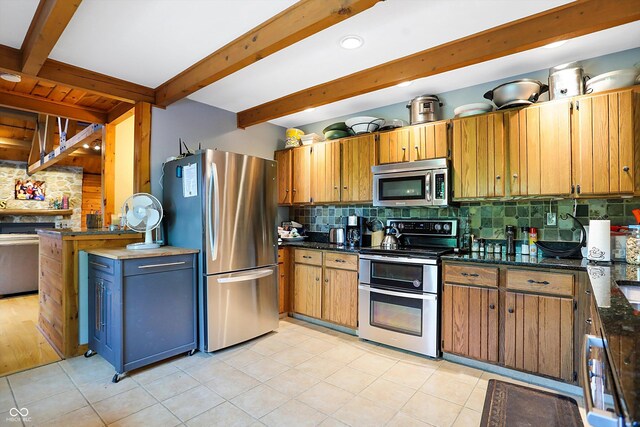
left=291, top=198, right=640, bottom=242
left=0, top=160, right=83, bottom=229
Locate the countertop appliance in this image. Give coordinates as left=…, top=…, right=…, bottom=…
left=407, top=95, right=442, bottom=125
left=372, top=158, right=450, bottom=207
left=164, top=150, right=279, bottom=352
left=347, top=215, right=364, bottom=247
left=358, top=219, right=458, bottom=357
left=549, top=62, right=586, bottom=100
left=329, top=228, right=345, bottom=244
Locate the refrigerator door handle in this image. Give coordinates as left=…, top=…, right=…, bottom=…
left=207, top=162, right=220, bottom=261
left=217, top=268, right=274, bottom=283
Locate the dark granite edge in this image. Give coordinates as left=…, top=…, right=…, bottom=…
left=441, top=253, right=589, bottom=271
left=278, top=241, right=360, bottom=253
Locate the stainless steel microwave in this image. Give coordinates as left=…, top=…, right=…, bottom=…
left=372, top=158, right=450, bottom=207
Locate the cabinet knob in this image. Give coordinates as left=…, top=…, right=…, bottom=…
left=508, top=308, right=514, bottom=314
left=292, top=188, right=297, bottom=192
left=324, top=278, right=329, bottom=283
left=414, top=146, right=419, bottom=150
left=585, top=318, right=593, bottom=325
left=402, top=147, right=406, bottom=151
left=489, top=304, right=495, bottom=310
left=334, top=186, right=338, bottom=189
left=496, top=175, right=501, bottom=180
left=285, top=189, right=289, bottom=193
left=512, top=174, right=518, bottom=179
left=623, top=166, right=630, bottom=172
left=343, top=186, right=348, bottom=189
left=316, top=277, right=320, bottom=282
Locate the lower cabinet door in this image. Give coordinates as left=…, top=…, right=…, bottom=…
left=88, top=273, right=118, bottom=366
left=441, top=283, right=498, bottom=363
left=322, top=267, right=358, bottom=328
left=294, top=263, right=322, bottom=318
left=504, top=291, right=574, bottom=381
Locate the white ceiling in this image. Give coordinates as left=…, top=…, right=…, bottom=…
left=0, top=0, right=638, bottom=129
left=0, top=0, right=39, bottom=49
left=48, top=0, right=297, bottom=87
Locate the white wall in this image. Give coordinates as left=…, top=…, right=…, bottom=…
left=150, top=99, right=286, bottom=199
left=298, top=47, right=640, bottom=135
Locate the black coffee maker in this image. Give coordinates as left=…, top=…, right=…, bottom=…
left=346, top=215, right=364, bottom=246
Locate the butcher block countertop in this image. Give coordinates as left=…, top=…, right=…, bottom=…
left=85, top=246, right=199, bottom=260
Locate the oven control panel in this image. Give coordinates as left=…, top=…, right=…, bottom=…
left=387, top=219, right=457, bottom=237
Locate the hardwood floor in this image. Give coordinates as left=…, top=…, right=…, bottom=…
left=0, top=293, right=60, bottom=376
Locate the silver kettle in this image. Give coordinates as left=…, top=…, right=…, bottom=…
left=381, top=226, right=401, bottom=249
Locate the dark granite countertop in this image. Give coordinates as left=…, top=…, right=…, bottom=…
left=36, top=228, right=139, bottom=236
left=441, top=252, right=588, bottom=270
left=278, top=241, right=360, bottom=253
left=443, top=253, right=640, bottom=422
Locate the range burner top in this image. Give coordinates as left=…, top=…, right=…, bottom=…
left=359, top=246, right=454, bottom=259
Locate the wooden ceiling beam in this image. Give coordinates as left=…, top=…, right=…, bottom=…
left=0, top=44, right=155, bottom=104
left=237, top=0, right=640, bottom=128
left=107, top=101, right=134, bottom=124
left=154, top=0, right=380, bottom=107
left=0, top=90, right=107, bottom=123
left=21, top=0, right=82, bottom=75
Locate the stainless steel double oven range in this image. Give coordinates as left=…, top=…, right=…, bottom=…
left=358, top=219, right=458, bottom=358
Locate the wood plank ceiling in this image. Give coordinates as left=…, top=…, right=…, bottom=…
left=0, top=0, right=637, bottom=131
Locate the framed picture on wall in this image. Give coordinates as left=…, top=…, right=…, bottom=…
left=15, top=179, right=45, bottom=201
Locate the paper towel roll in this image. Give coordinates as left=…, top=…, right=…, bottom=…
left=588, top=220, right=610, bottom=262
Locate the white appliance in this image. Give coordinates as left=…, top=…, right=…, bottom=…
left=372, top=158, right=450, bottom=207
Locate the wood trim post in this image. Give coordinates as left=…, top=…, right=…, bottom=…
left=133, top=102, right=151, bottom=193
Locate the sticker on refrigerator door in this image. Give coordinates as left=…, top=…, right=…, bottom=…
left=182, top=163, right=198, bottom=197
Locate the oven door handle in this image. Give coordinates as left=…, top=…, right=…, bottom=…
left=359, top=285, right=437, bottom=301
left=359, top=254, right=437, bottom=265
left=581, top=334, right=622, bottom=427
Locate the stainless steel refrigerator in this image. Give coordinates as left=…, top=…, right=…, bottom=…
left=163, top=150, right=279, bottom=352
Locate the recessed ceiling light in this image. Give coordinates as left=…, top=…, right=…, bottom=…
left=339, top=35, right=364, bottom=50
left=0, top=73, right=21, bottom=83
left=83, top=143, right=90, bottom=149
left=93, top=145, right=101, bottom=151
left=304, top=107, right=316, bottom=113
left=396, top=81, right=412, bottom=88
left=543, top=40, right=567, bottom=49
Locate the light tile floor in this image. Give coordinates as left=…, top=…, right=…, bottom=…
left=0, top=318, right=586, bottom=427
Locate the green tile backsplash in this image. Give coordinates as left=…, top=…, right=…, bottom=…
left=291, top=198, right=640, bottom=242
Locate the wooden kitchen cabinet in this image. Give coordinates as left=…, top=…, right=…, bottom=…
left=310, top=141, right=341, bottom=203
left=292, top=249, right=358, bottom=328
left=341, top=134, right=376, bottom=203
left=278, top=247, right=290, bottom=314
left=378, top=128, right=411, bottom=164
left=275, top=149, right=293, bottom=205
left=292, top=145, right=311, bottom=203
left=442, top=264, right=499, bottom=363
left=572, top=89, right=638, bottom=196
left=409, top=120, right=449, bottom=161
left=451, top=112, right=506, bottom=199
left=504, top=291, right=574, bottom=382
left=507, top=100, right=573, bottom=196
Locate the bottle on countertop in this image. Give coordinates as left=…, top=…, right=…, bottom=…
left=479, top=239, right=486, bottom=253
left=521, top=227, right=530, bottom=255
left=505, top=225, right=516, bottom=255
left=529, top=227, right=538, bottom=256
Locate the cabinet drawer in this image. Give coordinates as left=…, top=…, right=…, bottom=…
left=294, top=249, right=322, bottom=266
left=444, top=264, right=498, bottom=287
left=123, top=255, right=194, bottom=277
left=324, top=252, right=358, bottom=271
left=507, top=269, right=574, bottom=297
left=88, top=255, right=115, bottom=275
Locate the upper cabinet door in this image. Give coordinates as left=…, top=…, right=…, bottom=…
left=508, top=100, right=573, bottom=196
left=451, top=113, right=505, bottom=199
left=275, top=149, right=292, bottom=205
left=572, top=89, right=636, bottom=196
left=310, top=141, right=341, bottom=204
left=292, top=146, right=311, bottom=203
left=341, top=134, right=376, bottom=203
left=378, top=128, right=410, bottom=164
left=409, top=121, right=449, bottom=161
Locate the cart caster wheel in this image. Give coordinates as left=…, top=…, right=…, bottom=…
left=84, top=350, right=96, bottom=358
left=112, top=373, right=120, bottom=383
left=187, top=349, right=197, bottom=356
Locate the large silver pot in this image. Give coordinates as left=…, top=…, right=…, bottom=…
left=406, top=95, right=442, bottom=125
left=549, top=63, right=585, bottom=100
left=483, top=79, right=548, bottom=109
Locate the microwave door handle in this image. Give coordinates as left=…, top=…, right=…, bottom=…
left=581, top=334, right=621, bottom=427
left=425, top=172, right=432, bottom=202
